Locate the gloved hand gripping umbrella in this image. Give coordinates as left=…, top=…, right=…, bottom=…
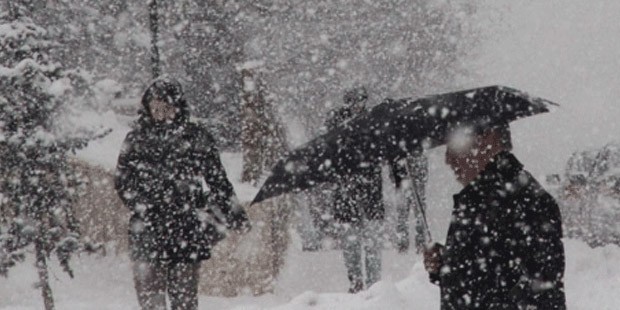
left=251, top=85, right=558, bottom=208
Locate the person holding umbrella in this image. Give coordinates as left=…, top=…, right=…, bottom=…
left=249, top=85, right=563, bottom=305
left=424, top=123, right=566, bottom=309
left=325, top=86, right=386, bottom=293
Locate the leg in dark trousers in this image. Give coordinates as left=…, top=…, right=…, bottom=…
left=168, top=262, right=200, bottom=310
left=363, top=220, right=383, bottom=288
left=395, top=201, right=410, bottom=253
left=133, top=261, right=167, bottom=310
left=342, top=223, right=364, bottom=293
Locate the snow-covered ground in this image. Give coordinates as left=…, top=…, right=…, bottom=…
left=1, top=239, right=618, bottom=309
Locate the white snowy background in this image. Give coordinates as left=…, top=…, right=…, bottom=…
left=2, top=1, right=620, bottom=309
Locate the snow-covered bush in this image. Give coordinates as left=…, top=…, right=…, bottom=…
left=551, top=143, right=620, bottom=247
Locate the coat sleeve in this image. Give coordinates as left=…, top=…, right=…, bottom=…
left=428, top=270, right=441, bottom=286
left=114, top=131, right=141, bottom=210
left=511, top=187, right=565, bottom=300
left=197, top=129, right=250, bottom=232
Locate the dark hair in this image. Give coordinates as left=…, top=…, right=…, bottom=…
left=475, top=122, right=512, bottom=150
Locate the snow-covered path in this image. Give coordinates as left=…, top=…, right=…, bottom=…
left=1, top=239, right=618, bottom=309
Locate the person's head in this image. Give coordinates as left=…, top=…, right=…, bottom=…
left=343, top=86, right=368, bottom=114
left=445, top=123, right=512, bottom=185
left=141, top=77, right=188, bottom=124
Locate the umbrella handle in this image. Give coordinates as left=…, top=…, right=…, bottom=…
left=411, top=184, right=432, bottom=243
left=402, top=158, right=432, bottom=243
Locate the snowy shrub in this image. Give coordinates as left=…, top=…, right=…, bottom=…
left=551, top=144, right=620, bottom=248
left=0, top=4, right=105, bottom=308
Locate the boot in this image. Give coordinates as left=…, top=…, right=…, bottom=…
left=348, top=279, right=364, bottom=294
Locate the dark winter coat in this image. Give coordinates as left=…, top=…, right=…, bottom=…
left=430, top=152, right=566, bottom=310
left=115, top=79, right=249, bottom=263
left=325, top=106, right=384, bottom=223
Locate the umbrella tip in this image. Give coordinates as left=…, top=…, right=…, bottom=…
left=495, top=84, right=560, bottom=108
left=250, top=193, right=263, bottom=206
left=545, top=100, right=560, bottom=107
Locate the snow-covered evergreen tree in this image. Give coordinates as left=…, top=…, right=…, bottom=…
left=28, top=0, right=151, bottom=102
left=0, top=3, right=101, bottom=309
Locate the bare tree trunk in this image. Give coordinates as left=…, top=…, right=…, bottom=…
left=35, top=239, right=54, bottom=310
left=148, top=0, right=161, bottom=78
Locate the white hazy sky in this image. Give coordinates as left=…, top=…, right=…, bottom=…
left=469, top=0, right=620, bottom=177
left=427, top=0, right=620, bottom=239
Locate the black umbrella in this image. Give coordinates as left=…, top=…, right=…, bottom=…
left=251, top=85, right=557, bottom=205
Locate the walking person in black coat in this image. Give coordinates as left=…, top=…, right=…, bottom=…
left=115, top=78, right=250, bottom=310
left=424, top=123, right=566, bottom=309
left=326, top=86, right=386, bottom=293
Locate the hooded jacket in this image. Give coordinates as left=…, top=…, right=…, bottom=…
left=114, top=78, right=249, bottom=263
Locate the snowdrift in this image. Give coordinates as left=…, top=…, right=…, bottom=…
left=0, top=239, right=618, bottom=309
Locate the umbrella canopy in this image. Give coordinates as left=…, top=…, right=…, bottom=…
left=251, top=85, right=557, bottom=205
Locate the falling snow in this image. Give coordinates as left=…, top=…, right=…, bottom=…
left=1, top=0, right=620, bottom=309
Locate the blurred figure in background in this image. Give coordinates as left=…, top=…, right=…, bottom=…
left=325, top=86, right=385, bottom=293
left=390, top=153, right=429, bottom=253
